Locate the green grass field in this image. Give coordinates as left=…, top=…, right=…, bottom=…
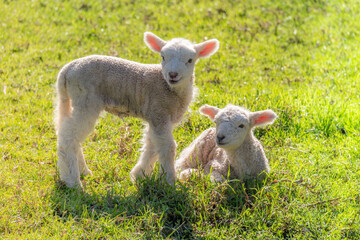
left=1, top=0, right=359, bottom=238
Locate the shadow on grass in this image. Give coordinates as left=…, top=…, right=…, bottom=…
left=49, top=175, right=267, bottom=239
left=50, top=176, right=195, bottom=239
left=223, top=178, right=267, bottom=210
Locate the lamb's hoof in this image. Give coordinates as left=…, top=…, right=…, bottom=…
left=82, top=168, right=93, bottom=177
left=130, top=169, right=144, bottom=183
left=158, top=169, right=176, bottom=185
left=210, top=176, right=226, bottom=183
left=179, top=171, right=190, bottom=181
left=61, top=180, right=83, bottom=190
left=166, top=175, right=176, bottom=186
left=179, top=169, right=199, bottom=181
left=130, top=167, right=145, bottom=183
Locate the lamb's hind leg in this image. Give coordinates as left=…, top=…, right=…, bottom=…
left=130, top=126, right=159, bottom=181
left=57, top=107, right=100, bottom=188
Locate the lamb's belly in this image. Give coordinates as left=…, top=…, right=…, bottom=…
left=105, top=106, right=130, bottom=118
left=104, top=105, right=144, bottom=119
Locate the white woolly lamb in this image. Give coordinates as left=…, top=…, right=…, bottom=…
left=176, top=104, right=277, bottom=182
left=55, top=32, right=219, bottom=188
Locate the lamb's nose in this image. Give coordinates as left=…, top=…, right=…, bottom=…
left=169, top=72, right=178, bottom=79
left=217, top=135, right=225, bottom=143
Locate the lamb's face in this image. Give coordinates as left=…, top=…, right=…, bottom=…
left=160, top=39, right=197, bottom=86
left=214, top=107, right=251, bottom=150
left=144, top=32, right=219, bottom=87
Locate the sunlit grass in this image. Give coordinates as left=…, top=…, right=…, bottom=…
left=0, top=0, right=359, bottom=238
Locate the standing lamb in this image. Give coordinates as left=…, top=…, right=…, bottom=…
left=55, top=32, right=219, bottom=188
left=176, top=104, right=277, bottom=182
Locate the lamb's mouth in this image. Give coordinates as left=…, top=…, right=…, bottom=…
left=169, top=78, right=182, bottom=85
left=216, top=141, right=227, bottom=147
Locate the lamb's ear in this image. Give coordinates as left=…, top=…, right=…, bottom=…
left=144, top=32, right=167, bottom=53
left=199, top=104, right=220, bottom=121
left=194, top=39, right=220, bottom=58
left=250, top=110, right=277, bottom=128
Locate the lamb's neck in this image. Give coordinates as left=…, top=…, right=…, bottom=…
left=172, top=74, right=195, bottom=104
left=168, top=74, right=195, bottom=125
left=224, top=132, right=256, bottom=177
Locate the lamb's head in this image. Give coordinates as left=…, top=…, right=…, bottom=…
left=144, top=32, right=219, bottom=87
left=200, top=105, right=277, bottom=150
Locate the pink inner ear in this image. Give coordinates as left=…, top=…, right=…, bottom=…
left=254, top=114, right=272, bottom=125
left=201, top=108, right=216, bottom=119
left=146, top=36, right=161, bottom=52
left=199, top=42, right=217, bottom=57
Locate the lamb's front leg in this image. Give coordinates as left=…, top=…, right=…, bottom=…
left=204, top=161, right=226, bottom=183
left=150, top=122, right=176, bottom=185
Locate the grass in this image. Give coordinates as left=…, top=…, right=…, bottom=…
left=0, top=0, right=359, bottom=238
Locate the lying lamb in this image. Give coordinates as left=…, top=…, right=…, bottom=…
left=55, top=32, right=219, bottom=188
left=176, top=104, right=277, bottom=182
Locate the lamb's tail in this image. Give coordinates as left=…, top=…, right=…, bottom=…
left=54, top=66, right=72, bottom=135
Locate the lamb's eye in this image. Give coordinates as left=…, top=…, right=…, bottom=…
left=187, top=58, right=192, bottom=63
left=161, top=56, right=165, bottom=61
left=238, top=124, right=244, bottom=128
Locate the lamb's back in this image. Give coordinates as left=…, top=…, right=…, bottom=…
left=64, top=55, right=186, bottom=121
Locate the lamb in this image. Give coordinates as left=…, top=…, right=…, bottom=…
left=55, top=32, right=219, bottom=188
left=175, top=104, right=277, bottom=182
